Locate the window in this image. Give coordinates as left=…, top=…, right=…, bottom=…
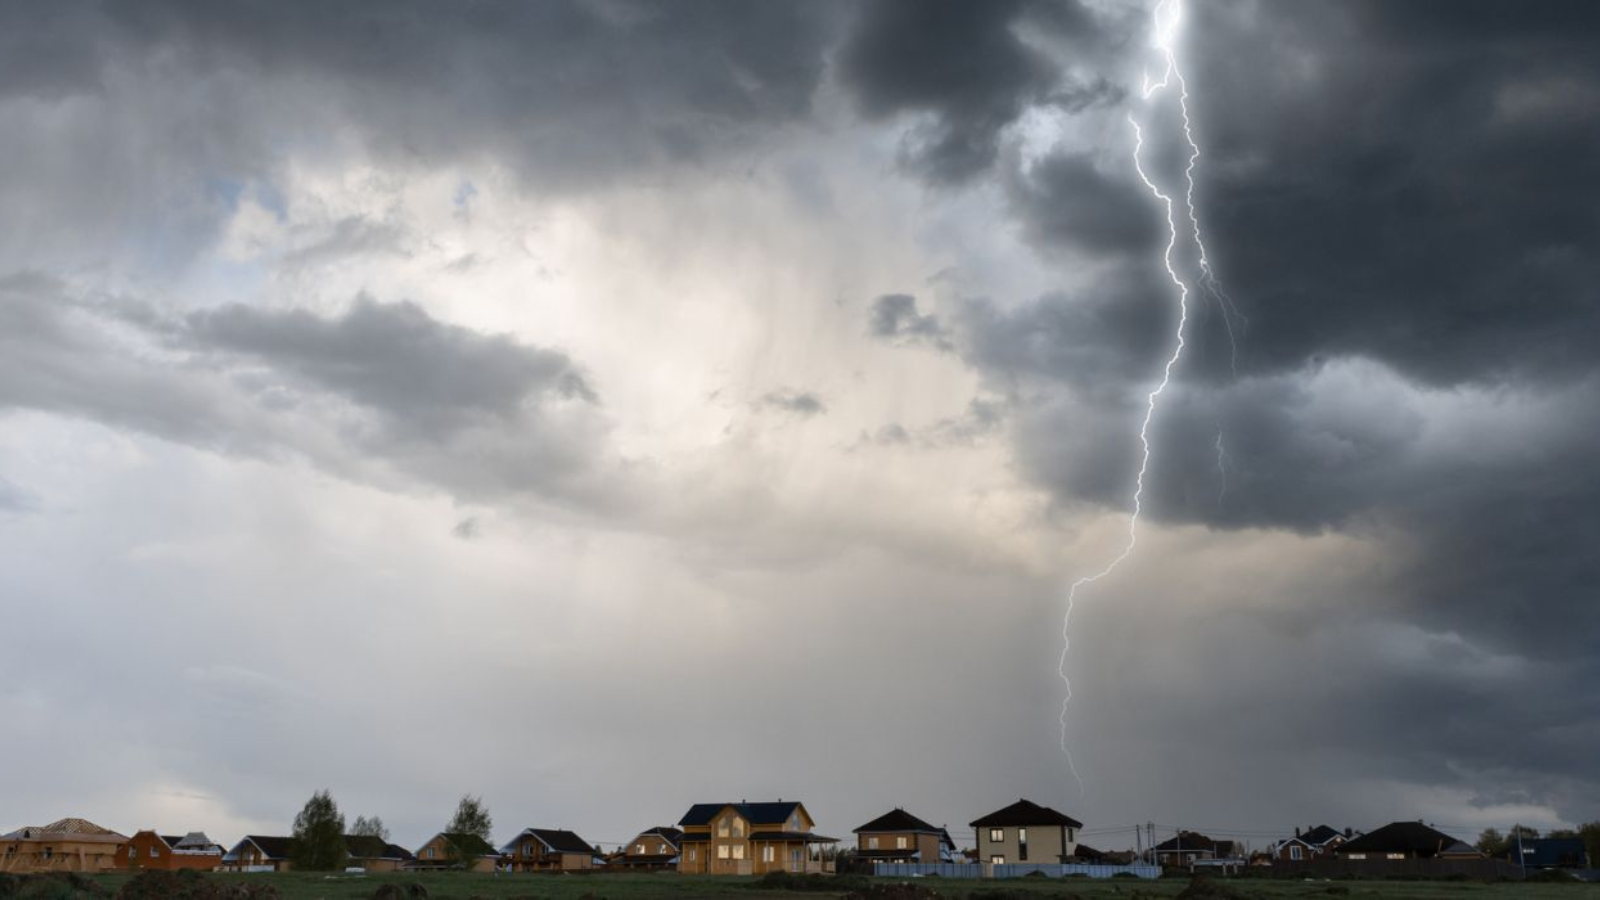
left=733, top=818, right=745, bottom=838
left=868, top=837, right=879, bottom=849
left=791, top=849, right=802, bottom=864
left=1290, top=845, right=1303, bottom=861
left=989, top=828, right=1004, bottom=843
left=425, top=848, right=435, bottom=859
left=1018, top=828, right=1028, bottom=862
left=1068, top=827, right=1076, bottom=842
left=129, top=847, right=138, bottom=860
left=1346, top=853, right=1366, bottom=860
left=1386, top=853, right=1405, bottom=860
left=150, top=847, right=160, bottom=857
left=896, top=837, right=908, bottom=849
left=658, top=843, right=668, bottom=854
left=689, top=849, right=697, bottom=861
left=990, top=855, right=1005, bottom=865
left=636, top=843, right=645, bottom=854
left=732, top=845, right=745, bottom=860
left=717, top=845, right=730, bottom=860
left=762, top=846, right=774, bottom=863
left=718, top=818, right=730, bottom=838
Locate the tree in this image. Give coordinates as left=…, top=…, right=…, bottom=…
left=291, top=789, right=348, bottom=871
left=1579, top=821, right=1600, bottom=868
left=444, top=794, right=493, bottom=868
left=351, top=815, right=390, bottom=842
left=1476, top=827, right=1504, bottom=856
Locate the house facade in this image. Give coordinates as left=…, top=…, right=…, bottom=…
left=970, top=799, right=1082, bottom=866
left=1511, top=838, right=1591, bottom=870
left=852, top=809, right=956, bottom=864
left=114, top=831, right=223, bottom=872
left=499, top=828, right=596, bottom=872
left=413, top=832, right=498, bottom=872
left=1272, top=825, right=1352, bottom=861
left=676, top=801, right=835, bottom=876
left=220, top=835, right=293, bottom=872
left=1335, top=821, right=1462, bottom=860
left=610, top=826, right=681, bottom=871
left=0, top=819, right=128, bottom=874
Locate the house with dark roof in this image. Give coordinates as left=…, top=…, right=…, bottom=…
left=970, top=799, right=1083, bottom=866
left=852, top=809, right=956, bottom=864
left=220, top=835, right=293, bottom=872
left=1, top=819, right=129, bottom=874
left=1153, top=831, right=1240, bottom=867
left=1335, top=821, right=1463, bottom=860
left=675, top=801, right=837, bottom=875
left=343, top=835, right=416, bottom=872
left=115, top=831, right=223, bottom=872
left=413, top=832, right=499, bottom=872
left=609, top=826, right=682, bottom=871
left=499, top=827, right=597, bottom=872
left=1272, top=825, right=1355, bottom=861
left=1509, top=838, right=1590, bottom=869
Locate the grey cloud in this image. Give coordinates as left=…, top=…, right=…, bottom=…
left=1004, top=152, right=1160, bottom=260
left=0, top=277, right=617, bottom=510
left=838, top=0, right=1061, bottom=183
left=451, top=517, right=481, bottom=540
left=867, top=293, right=951, bottom=351
left=0, top=475, right=38, bottom=513
left=758, top=390, right=826, bottom=417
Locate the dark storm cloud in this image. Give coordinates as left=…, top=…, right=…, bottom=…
left=0, top=275, right=616, bottom=508
left=1004, top=152, right=1161, bottom=260
left=838, top=0, right=1101, bottom=184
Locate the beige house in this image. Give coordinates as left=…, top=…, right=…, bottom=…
left=499, top=828, right=596, bottom=872
left=676, top=801, right=836, bottom=876
left=220, top=835, right=293, bottom=872
left=0, top=818, right=128, bottom=873
left=413, top=832, right=498, bottom=872
left=970, top=799, right=1082, bottom=866
left=610, top=826, right=681, bottom=871
left=852, top=809, right=956, bottom=864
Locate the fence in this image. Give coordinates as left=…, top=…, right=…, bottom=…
left=1267, top=858, right=1522, bottom=880
left=873, top=862, right=1160, bottom=879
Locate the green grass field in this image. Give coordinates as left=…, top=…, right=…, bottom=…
left=54, top=871, right=1600, bottom=900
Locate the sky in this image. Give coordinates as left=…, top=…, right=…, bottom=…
left=2, top=0, right=1597, bottom=855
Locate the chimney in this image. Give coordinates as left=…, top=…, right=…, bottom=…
left=1295, top=827, right=1301, bottom=838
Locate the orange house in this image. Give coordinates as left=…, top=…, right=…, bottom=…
left=115, top=831, right=224, bottom=871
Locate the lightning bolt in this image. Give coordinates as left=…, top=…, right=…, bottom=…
left=1057, top=0, right=1229, bottom=793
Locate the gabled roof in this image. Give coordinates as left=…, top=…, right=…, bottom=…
left=502, top=828, right=594, bottom=855
left=636, top=826, right=683, bottom=846
left=1338, top=822, right=1460, bottom=857
left=234, top=835, right=294, bottom=860
left=343, top=835, right=413, bottom=861
left=5, top=818, right=127, bottom=841
left=434, top=832, right=498, bottom=857
left=854, top=809, right=941, bottom=835
left=679, top=801, right=805, bottom=828
left=969, top=799, right=1082, bottom=829
left=1153, top=832, right=1237, bottom=856
left=1301, top=825, right=1346, bottom=846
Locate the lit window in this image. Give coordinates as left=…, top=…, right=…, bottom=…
left=989, top=828, right=1004, bottom=843
left=990, top=855, right=1005, bottom=865
left=762, top=846, right=774, bottom=862
left=896, top=837, right=908, bottom=849
left=659, top=843, right=667, bottom=854
left=689, top=849, right=697, bottom=861
left=1347, top=853, right=1366, bottom=860
left=717, top=845, right=730, bottom=860
left=718, top=818, right=730, bottom=838
left=733, top=819, right=745, bottom=838
left=1386, top=853, right=1405, bottom=860
left=732, top=845, right=745, bottom=860
left=636, top=844, right=645, bottom=854
left=868, top=837, right=878, bottom=849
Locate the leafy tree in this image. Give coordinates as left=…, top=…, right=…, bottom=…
left=444, top=794, right=493, bottom=868
left=1476, top=828, right=1504, bottom=856
left=1579, top=821, right=1600, bottom=868
left=351, top=815, right=390, bottom=841
left=291, top=789, right=349, bottom=871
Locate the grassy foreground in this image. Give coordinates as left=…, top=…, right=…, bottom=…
left=69, top=871, right=1600, bottom=900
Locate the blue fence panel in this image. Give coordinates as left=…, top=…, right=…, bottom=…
left=876, top=862, right=1159, bottom=880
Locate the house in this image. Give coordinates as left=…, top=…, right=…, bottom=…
left=1335, top=821, right=1463, bottom=860
left=499, top=828, right=597, bottom=872
left=0, top=819, right=129, bottom=873
left=343, top=835, right=416, bottom=872
left=852, top=809, right=956, bottom=864
left=609, top=826, right=682, bottom=871
left=220, top=835, right=293, bottom=872
left=970, top=799, right=1083, bottom=865
left=1272, top=825, right=1354, bottom=861
left=1510, top=838, right=1591, bottom=870
left=1438, top=841, right=1485, bottom=860
left=675, top=801, right=836, bottom=875
left=413, top=832, right=499, bottom=872
left=115, top=831, right=224, bottom=871
left=1153, top=832, right=1239, bottom=867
